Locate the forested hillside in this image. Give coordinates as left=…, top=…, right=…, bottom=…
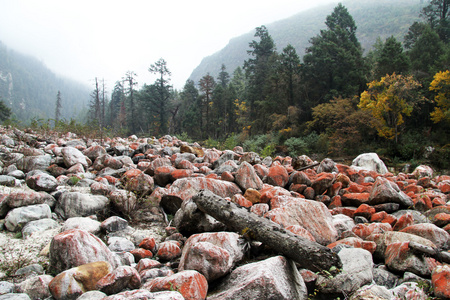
left=189, top=0, right=422, bottom=83
left=0, top=41, right=90, bottom=123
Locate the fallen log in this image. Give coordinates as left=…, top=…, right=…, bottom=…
left=192, top=190, right=343, bottom=274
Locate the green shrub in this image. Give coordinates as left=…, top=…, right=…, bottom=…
left=222, top=133, right=240, bottom=151
left=284, top=132, right=321, bottom=157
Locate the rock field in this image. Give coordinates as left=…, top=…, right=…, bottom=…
left=0, top=126, right=449, bottom=300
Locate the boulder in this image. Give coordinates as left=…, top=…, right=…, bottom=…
left=108, top=189, right=137, bottom=216
left=76, top=291, right=107, bottom=300
left=390, top=282, right=428, bottom=299
left=167, top=177, right=242, bottom=202
left=61, top=146, right=89, bottom=168
left=173, top=198, right=226, bottom=236
left=316, top=248, right=373, bottom=295
left=4, top=204, right=52, bottom=232
left=101, top=216, right=129, bottom=233
left=55, top=192, right=109, bottom=219
left=143, top=270, right=208, bottom=300
left=62, top=217, right=101, bottom=234
left=265, top=198, right=338, bottom=245
left=17, top=154, right=52, bottom=173
left=108, top=237, right=135, bottom=252
left=48, top=261, right=112, bottom=300
left=22, top=218, right=59, bottom=238
left=316, top=158, right=338, bottom=173
left=25, top=172, right=58, bottom=192
left=156, top=241, right=182, bottom=261
left=82, top=145, right=106, bottom=161
left=6, top=189, right=55, bottom=208
left=369, top=177, right=413, bottom=208
left=95, top=265, right=141, bottom=295
left=49, top=229, right=120, bottom=273
left=15, top=275, right=53, bottom=300
left=179, top=232, right=245, bottom=282
left=235, top=161, right=263, bottom=191
left=348, top=284, right=393, bottom=300
left=101, top=289, right=184, bottom=300
left=431, top=264, right=450, bottom=299
left=384, top=242, right=436, bottom=277
left=208, top=256, right=308, bottom=300
left=352, top=153, right=388, bottom=174
left=400, top=223, right=450, bottom=250
left=0, top=175, right=16, bottom=187
left=0, top=293, right=31, bottom=300
left=266, top=162, right=289, bottom=187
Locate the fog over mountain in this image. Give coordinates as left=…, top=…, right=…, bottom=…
left=189, top=0, right=422, bottom=84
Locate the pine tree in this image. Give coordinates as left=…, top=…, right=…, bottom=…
left=244, top=25, right=277, bottom=133
left=199, top=73, right=216, bottom=137
left=180, top=79, right=202, bottom=139
left=374, top=36, right=410, bottom=78
left=302, top=3, right=366, bottom=112
left=55, top=90, right=62, bottom=123
left=123, top=71, right=138, bottom=134
left=147, top=58, right=172, bottom=135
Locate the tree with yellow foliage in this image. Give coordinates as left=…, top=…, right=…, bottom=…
left=429, top=70, right=450, bottom=123
left=359, top=73, right=422, bottom=143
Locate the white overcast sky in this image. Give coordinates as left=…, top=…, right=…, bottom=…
left=0, top=0, right=337, bottom=90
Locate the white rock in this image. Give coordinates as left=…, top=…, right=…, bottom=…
left=5, top=204, right=52, bottom=232
left=316, top=248, right=374, bottom=295
left=352, top=153, right=388, bottom=174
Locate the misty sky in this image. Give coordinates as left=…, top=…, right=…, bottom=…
left=0, top=0, right=337, bottom=90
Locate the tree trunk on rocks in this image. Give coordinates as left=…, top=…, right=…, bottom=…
left=192, top=190, right=343, bottom=273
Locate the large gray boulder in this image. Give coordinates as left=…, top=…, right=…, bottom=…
left=316, top=248, right=374, bottom=295
left=22, top=218, right=59, bottom=238
left=61, top=146, right=89, bottom=168
left=55, top=192, right=109, bottom=219
left=208, top=256, right=308, bottom=300
left=4, top=204, right=52, bottom=232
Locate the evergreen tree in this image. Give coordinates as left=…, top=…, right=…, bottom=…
left=0, top=99, right=11, bottom=122
left=55, top=90, right=62, bottom=122
left=301, top=3, right=366, bottom=112
left=217, top=64, right=230, bottom=87
left=244, top=25, right=277, bottom=133
left=88, top=77, right=101, bottom=124
left=179, top=80, right=202, bottom=139
left=123, top=71, right=138, bottom=134
left=421, top=0, right=450, bottom=42
left=409, top=25, right=445, bottom=75
left=199, top=73, right=216, bottom=137
left=279, top=44, right=301, bottom=108
left=109, top=81, right=125, bottom=128
left=147, top=58, right=172, bottom=135
left=374, top=36, right=410, bottom=78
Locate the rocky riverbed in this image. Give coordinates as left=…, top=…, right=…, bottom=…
left=0, top=126, right=449, bottom=300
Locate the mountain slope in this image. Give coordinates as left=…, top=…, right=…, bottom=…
left=189, top=0, right=422, bottom=84
left=0, top=41, right=90, bottom=123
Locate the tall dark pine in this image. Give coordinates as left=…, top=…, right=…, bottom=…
left=199, top=73, right=216, bottom=137
left=109, top=81, right=125, bottom=128
left=55, top=90, right=62, bottom=122
left=374, top=36, right=410, bottom=78
left=217, top=64, right=230, bottom=87
left=148, top=58, right=172, bottom=135
left=124, top=71, right=138, bottom=134
left=244, top=25, right=276, bottom=133
left=180, top=80, right=202, bottom=139
left=302, top=4, right=366, bottom=111
left=421, top=0, right=450, bottom=42
left=280, top=44, right=301, bottom=108
left=89, top=78, right=101, bottom=124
